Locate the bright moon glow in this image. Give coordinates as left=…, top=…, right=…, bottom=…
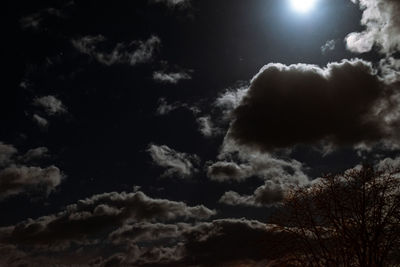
left=290, top=0, right=317, bottom=13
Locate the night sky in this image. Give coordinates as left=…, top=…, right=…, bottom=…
left=3, top=0, right=400, bottom=266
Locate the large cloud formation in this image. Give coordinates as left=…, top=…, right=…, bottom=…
left=346, top=0, right=400, bottom=54
left=0, top=216, right=295, bottom=267
left=0, top=190, right=220, bottom=267
left=227, top=59, right=399, bottom=152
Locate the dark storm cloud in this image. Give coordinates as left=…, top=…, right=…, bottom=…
left=147, top=144, right=200, bottom=178
left=33, top=95, right=67, bottom=116
left=72, top=35, right=161, bottom=66
left=227, top=59, right=400, bottom=152
left=153, top=70, right=192, bottom=84
left=346, top=0, right=400, bottom=54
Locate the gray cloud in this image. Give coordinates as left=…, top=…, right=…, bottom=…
left=20, top=147, right=49, bottom=163
left=219, top=180, right=287, bottom=207
left=20, top=8, right=63, bottom=30
left=0, top=215, right=299, bottom=266
left=0, top=142, right=61, bottom=200
left=72, top=35, right=160, bottom=66
left=150, top=0, right=191, bottom=8
left=147, top=144, right=200, bottom=178
left=91, top=218, right=291, bottom=267
left=33, top=95, right=67, bottom=116
left=226, top=59, right=400, bottom=152
left=153, top=70, right=192, bottom=84
left=0, top=165, right=63, bottom=200
left=0, top=143, right=17, bottom=167
left=380, top=57, right=400, bottom=83
left=346, top=0, right=400, bottom=54
left=321, top=39, right=336, bottom=54
left=32, top=114, right=49, bottom=129
left=197, top=116, right=219, bottom=137
left=0, top=190, right=215, bottom=266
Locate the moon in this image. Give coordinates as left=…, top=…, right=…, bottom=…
left=290, top=0, right=317, bottom=13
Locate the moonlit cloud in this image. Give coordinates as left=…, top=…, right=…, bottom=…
left=321, top=39, right=336, bottom=54
left=20, top=8, right=63, bottom=30
left=32, top=114, right=49, bottom=129
left=225, top=59, right=400, bottom=152
left=0, top=165, right=63, bottom=200
left=0, top=142, right=62, bottom=200
left=153, top=70, right=192, bottom=84
left=72, top=35, right=161, bottom=66
left=346, top=0, right=400, bottom=54
left=147, top=144, right=200, bottom=178
left=0, top=143, right=17, bottom=167
left=33, top=95, right=67, bottom=115
left=0, top=190, right=217, bottom=266
left=150, top=0, right=191, bottom=8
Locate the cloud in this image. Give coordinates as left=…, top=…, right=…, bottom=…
left=197, top=116, right=219, bottom=137
left=156, top=98, right=180, bottom=115
left=321, top=39, right=336, bottom=54
left=153, top=70, right=192, bottom=84
left=219, top=180, right=287, bottom=207
left=0, top=190, right=215, bottom=262
left=207, top=140, right=309, bottom=206
left=346, top=0, right=400, bottom=54
left=156, top=98, right=200, bottom=116
left=109, top=222, right=183, bottom=244
left=379, top=57, right=400, bottom=83
left=86, top=218, right=291, bottom=267
left=33, top=95, right=67, bottom=115
left=150, top=0, right=191, bottom=8
left=20, top=147, right=49, bottom=163
left=0, top=165, right=63, bottom=200
left=0, top=142, right=61, bottom=200
left=147, top=144, right=200, bottom=178
left=375, top=156, right=400, bottom=171
left=32, top=114, right=49, bottom=129
left=72, top=35, right=160, bottom=66
left=0, top=142, right=17, bottom=167
left=225, top=59, right=400, bottom=152
left=20, top=8, right=63, bottom=30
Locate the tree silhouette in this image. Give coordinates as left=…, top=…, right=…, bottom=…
left=273, top=165, right=400, bottom=267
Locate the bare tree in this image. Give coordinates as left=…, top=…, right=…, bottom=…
left=273, top=165, right=400, bottom=267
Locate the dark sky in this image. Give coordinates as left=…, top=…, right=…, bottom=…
left=2, top=0, right=400, bottom=266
